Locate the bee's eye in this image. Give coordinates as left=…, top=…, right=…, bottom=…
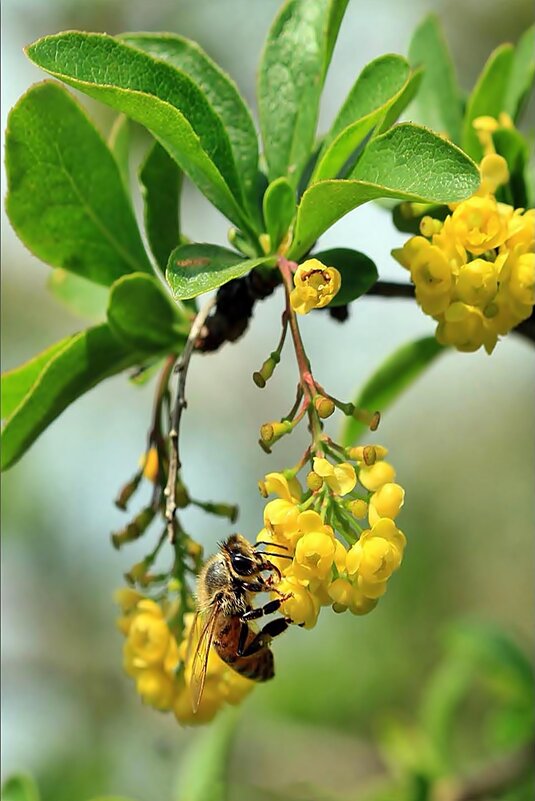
left=231, top=553, right=255, bottom=576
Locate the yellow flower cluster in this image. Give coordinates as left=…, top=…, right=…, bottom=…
left=290, top=258, right=342, bottom=314
left=115, top=589, right=253, bottom=724
left=258, top=446, right=406, bottom=627
left=393, top=151, right=534, bottom=353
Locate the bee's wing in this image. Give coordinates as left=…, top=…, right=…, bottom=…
left=189, top=601, right=220, bottom=713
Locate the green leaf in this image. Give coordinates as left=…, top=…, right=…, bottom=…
left=312, top=248, right=378, bottom=306
left=175, top=710, right=238, bottom=801
left=504, top=26, right=535, bottom=121
left=263, top=177, right=296, bottom=249
left=139, top=141, right=183, bottom=271
left=340, top=336, right=444, bottom=446
left=26, top=33, right=252, bottom=232
left=323, top=0, right=350, bottom=77
left=120, top=32, right=260, bottom=224
left=289, top=124, right=480, bottom=259
left=1, top=324, right=142, bottom=471
left=408, top=14, right=463, bottom=143
left=47, top=269, right=109, bottom=321
left=108, top=113, right=131, bottom=192
left=107, top=273, right=189, bottom=352
left=2, top=341, right=69, bottom=420
left=5, top=81, right=152, bottom=286
left=312, top=55, right=411, bottom=181
left=462, top=44, right=515, bottom=161
left=1, top=775, right=40, bottom=801
left=258, top=0, right=331, bottom=187
left=166, top=244, right=273, bottom=300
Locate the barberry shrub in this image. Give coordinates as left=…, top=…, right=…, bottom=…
left=2, top=0, right=534, bottom=729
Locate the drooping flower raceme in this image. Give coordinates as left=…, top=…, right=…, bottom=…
left=115, top=590, right=254, bottom=725
left=393, top=137, right=534, bottom=353
left=258, top=445, right=407, bottom=627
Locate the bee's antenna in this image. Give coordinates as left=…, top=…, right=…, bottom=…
left=255, top=541, right=288, bottom=551
left=262, top=552, right=293, bottom=561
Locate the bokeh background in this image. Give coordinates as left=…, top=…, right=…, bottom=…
left=2, top=1, right=534, bottom=799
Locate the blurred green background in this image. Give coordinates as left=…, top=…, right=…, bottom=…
left=2, top=1, right=534, bottom=799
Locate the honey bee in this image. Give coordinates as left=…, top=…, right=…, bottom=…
left=190, top=533, right=292, bottom=713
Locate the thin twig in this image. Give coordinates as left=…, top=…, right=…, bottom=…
left=164, top=297, right=216, bottom=542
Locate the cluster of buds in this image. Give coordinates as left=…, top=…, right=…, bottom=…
left=116, top=590, right=253, bottom=724
left=258, top=444, right=406, bottom=627
left=393, top=117, right=534, bottom=353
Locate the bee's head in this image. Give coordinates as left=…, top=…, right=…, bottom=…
left=221, top=534, right=258, bottom=578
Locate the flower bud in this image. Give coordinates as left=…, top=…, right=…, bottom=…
left=260, top=420, right=292, bottom=445
left=111, top=506, right=156, bottom=549
left=253, top=351, right=280, bottom=388
left=142, top=447, right=160, bottom=483
left=115, top=472, right=142, bottom=510
left=347, top=499, right=368, bottom=519
left=314, top=395, right=335, bottom=419
left=306, top=471, right=324, bottom=491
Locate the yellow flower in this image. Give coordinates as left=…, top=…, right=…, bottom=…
left=293, top=530, right=336, bottom=582
left=125, top=599, right=173, bottom=668
left=504, top=208, right=535, bottom=253
left=431, top=216, right=467, bottom=272
left=346, top=518, right=406, bottom=585
left=436, top=302, right=485, bottom=352
left=349, top=585, right=379, bottom=615
left=135, top=668, right=175, bottom=711
left=263, top=498, right=300, bottom=543
left=290, top=258, right=342, bottom=314
left=277, top=576, right=320, bottom=628
left=358, top=460, right=396, bottom=492
left=455, top=259, right=498, bottom=307
left=368, top=483, right=405, bottom=526
left=328, top=577, right=353, bottom=611
left=501, top=250, right=535, bottom=316
left=312, top=457, right=356, bottom=495
left=263, top=472, right=302, bottom=502
left=450, top=196, right=510, bottom=255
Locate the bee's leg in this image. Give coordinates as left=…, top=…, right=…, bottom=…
left=239, top=616, right=292, bottom=657
left=242, top=597, right=285, bottom=622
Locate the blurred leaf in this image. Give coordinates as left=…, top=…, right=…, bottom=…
left=166, top=244, right=273, bottom=300
left=313, top=54, right=411, bottom=181
left=503, top=26, right=535, bottom=122
left=26, top=33, right=252, bottom=231
left=446, top=621, right=534, bottom=696
left=5, top=82, right=151, bottom=286
left=1, top=775, right=40, bottom=801
left=408, top=15, right=463, bottom=142
left=1, top=325, right=142, bottom=470
left=47, top=269, right=109, bottom=321
left=108, top=113, right=130, bottom=192
left=462, top=45, right=515, bottom=161
left=289, top=124, right=480, bottom=259
left=420, top=659, right=476, bottom=768
left=139, top=141, right=183, bottom=271
left=107, top=273, right=189, bottom=351
left=258, top=0, right=331, bottom=187
left=312, top=247, right=378, bottom=306
left=2, top=340, right=67, bottom=419
left=493, top=128, right=530, bottom=208
left=121, top=32, right=260, bottom=223
left=175, top=710, right=238, bottom=801
left=341, top=336, right=445, bottom=446
left=263, top=177, right=296, bottom=249
left=88, top=797, right=137, bottom=801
